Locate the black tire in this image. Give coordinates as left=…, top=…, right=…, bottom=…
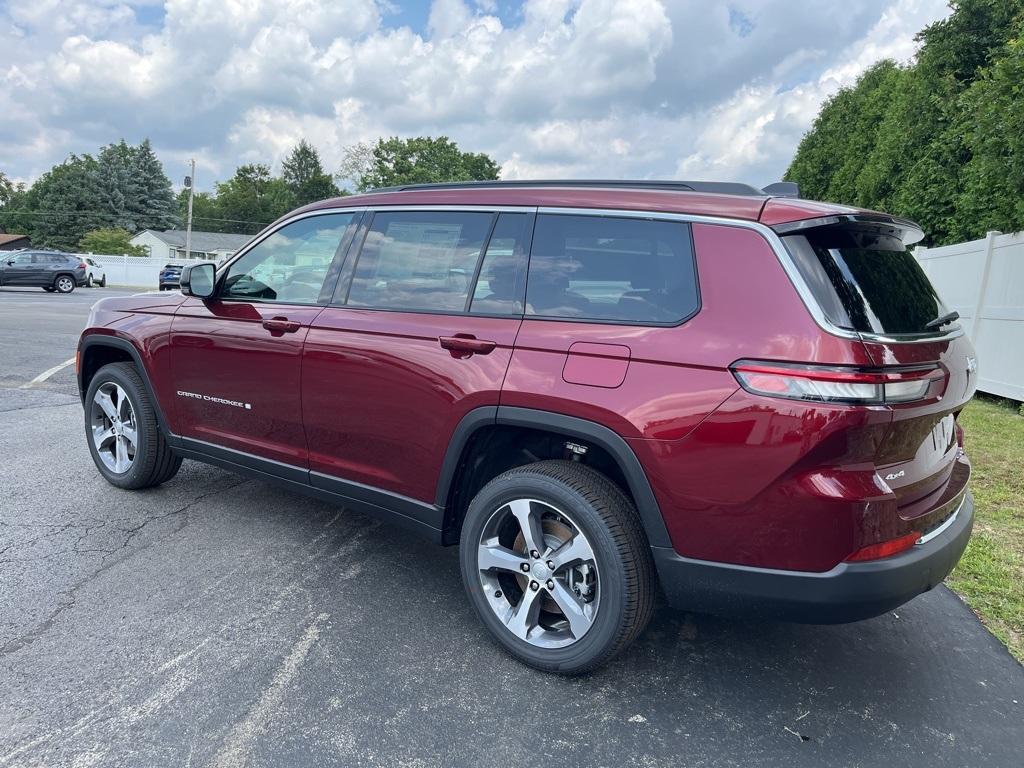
left=84, top=362, right=182, bottom=490
left=42, top=286, right=56, bottom=293
left=54, top=274, right=75, bottom=293
left=460, top=460, right=655, bottom=675
left=99, top=276, right=107, bottom=287
left=86, top=274, right=94, bottom=287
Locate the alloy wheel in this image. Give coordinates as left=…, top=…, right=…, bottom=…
left=477, top=498, right=600, bottom=648
left=56, top=276, right=74, bottom=292
left=90, top=381, right=138, bottom=474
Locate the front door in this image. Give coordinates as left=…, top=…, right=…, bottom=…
left=169, top=212, right=361, bottom=469
left=302, top=210, right=533, bottom=516
left=0, top=252, right=39, bottom=285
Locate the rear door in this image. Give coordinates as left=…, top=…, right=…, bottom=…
left=301, top=209, right=532, bottom=512
left=169, top=212, right=360, bottom=468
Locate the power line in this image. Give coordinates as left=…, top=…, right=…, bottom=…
left=0, top=209, right=270, bottom=226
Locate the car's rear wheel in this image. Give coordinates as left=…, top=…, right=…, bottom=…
left=460, top=460, right=654, bottom=675
left=86, top=274, right=94, bottom=287
left=54, top=275, right=75, bottom=293
left=85, top=362, right=182, bottom=489
left=99, top=275, right=106, bottom=287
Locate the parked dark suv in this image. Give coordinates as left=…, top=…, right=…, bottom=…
left=77, top=181, right=976, bottom=673
left=1, top=251, right=88, bottom=292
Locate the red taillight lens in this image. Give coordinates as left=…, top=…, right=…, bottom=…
left=731, top=361, right=942, bottom=405
left=78, top=262, right=88, bottom=270
left=845, top=532, right=921, bottom=562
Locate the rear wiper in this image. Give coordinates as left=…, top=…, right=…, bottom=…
left=924, top=310, right=960, bottom=330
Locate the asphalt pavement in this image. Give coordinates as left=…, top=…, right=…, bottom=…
left=1, top=285, right=1021, bottom=767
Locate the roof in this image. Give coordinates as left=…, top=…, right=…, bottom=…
left=0, top=233, right=31, bottom=246
left=133, top=230, right=252, bottom=252
left=293, top=181, right=869, bottom=229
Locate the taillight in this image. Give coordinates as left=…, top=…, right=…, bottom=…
left=845, top=532, right=920, bottom=562
left=731, top=361, right=942, bottom=405
left=78, top=262, right=88, bottom=270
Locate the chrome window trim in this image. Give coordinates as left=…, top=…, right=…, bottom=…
left=536, top=206, right=964, bottom=345
left=916, top=495, right=965, bottom=546
left=218, top=203, right=964, bottom=346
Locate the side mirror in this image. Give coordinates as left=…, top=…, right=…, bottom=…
left=180, top=262, right=216, bottom=298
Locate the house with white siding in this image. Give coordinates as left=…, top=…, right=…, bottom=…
left=130, top=230, right=253, bottom=263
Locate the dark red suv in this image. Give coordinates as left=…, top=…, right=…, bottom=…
left=78, top=180, right=975, bottom=673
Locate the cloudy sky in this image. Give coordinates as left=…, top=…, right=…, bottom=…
left=0, top=0, right=951, bottom=192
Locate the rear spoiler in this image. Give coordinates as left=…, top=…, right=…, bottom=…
left=771, top=213, right=925, bottom=247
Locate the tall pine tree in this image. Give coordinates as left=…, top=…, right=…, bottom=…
left=281, top=140, right=340, bottom=207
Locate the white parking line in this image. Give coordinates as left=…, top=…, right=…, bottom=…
left=20, top=357, right=77, bottom=389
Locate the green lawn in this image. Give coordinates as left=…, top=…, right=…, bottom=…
left=947, top=396, right=1024, bottom=662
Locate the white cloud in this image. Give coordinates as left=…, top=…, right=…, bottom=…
left=0, top=0, right=951, bottom=191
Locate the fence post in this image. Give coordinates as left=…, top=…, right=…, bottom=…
left=970, top=231, right=1000, bottom=343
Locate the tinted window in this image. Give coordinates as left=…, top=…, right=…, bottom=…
left=470, top=213, right=531, bottom=315
left=347, top=211, right=493, bottom=312
left=222, top=213, right=355, bottom=303
left=785, top=227, right=953, bottom=335
left=526, top=215, right=698, bottom=323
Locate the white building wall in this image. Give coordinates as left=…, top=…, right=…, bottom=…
left=129, top=231, right=174, bottom=261
left=915, top=231, right=1024, bottom=401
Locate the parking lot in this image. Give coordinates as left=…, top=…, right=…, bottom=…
left=0, top=285, right=1021, bottom=767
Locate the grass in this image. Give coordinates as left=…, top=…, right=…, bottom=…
left=947, top=395, right=1024, bottom=662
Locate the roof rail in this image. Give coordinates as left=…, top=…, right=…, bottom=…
left=366, top=179, right=774, bottom=197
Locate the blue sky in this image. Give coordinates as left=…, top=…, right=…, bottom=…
left=0, top=1, right=951, bottom=192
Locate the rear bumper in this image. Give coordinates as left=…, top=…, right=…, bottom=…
left=652, top=491, right=974, bottom=623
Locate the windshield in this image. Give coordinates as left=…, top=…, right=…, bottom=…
left=784, top=226, right=954, bottom=336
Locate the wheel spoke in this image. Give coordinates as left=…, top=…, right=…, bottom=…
left=115, top=386, right=132, bottom=422
left=508, top=499, right=545, bottom=555
left=93, top=425, right=116, bottom=449
left=549, top=533, right=595, bottom=572
left=114, top=436, right=129, bottom=473
left=478, top=540, right=529, bottom=574
left=120, top=423, right=138, bottom=449
left=504, top=584, right=542, bottom=640
left=549, top=580, right=594, bottom=638
left=94, top=390, right=118, bottom=422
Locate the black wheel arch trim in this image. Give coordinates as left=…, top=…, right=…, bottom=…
left=435, top=405, right=671, bottom=548
left=78, top=335, right=174, bottom=438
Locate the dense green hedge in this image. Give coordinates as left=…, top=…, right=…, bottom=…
left=786, top=0, right=1024, bottom=245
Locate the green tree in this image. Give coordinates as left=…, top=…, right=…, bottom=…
left=22, top=155, right=106, bottom=250
left=214, top=164, right=294, bottom=234
left=128, top=139, right=177, bottom=231
left=176, top=189, right=225, bottom=232
left=957, top=34, right=1024, bottom=238
left=0, top=171, right=13, bottom=206
left=282, top=140, right=341, bottom=206
left=787, top=0, right=1024, bottom=245
left=354, top=136, right=500, bottom=192
left=79, top=227, right=147, bottom=256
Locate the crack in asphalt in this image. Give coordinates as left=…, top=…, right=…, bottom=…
left=0, top=480, right=246, bottom=658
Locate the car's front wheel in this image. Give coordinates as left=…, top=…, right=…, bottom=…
left=54, top=275, right=75, bottom=293
left=460, top=460, right=654, bottom=674
left=85, top=362, right=182, bottom=489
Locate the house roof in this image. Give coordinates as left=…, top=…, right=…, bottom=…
left=133, top=230, right=253, bottom=253
left=0, top=233, right=31, bottom=246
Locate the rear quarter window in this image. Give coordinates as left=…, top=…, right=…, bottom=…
left=526, top=214, right=699, bottom=324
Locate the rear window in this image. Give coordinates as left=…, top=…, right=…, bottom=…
left=784, top=226, right=954, bottom=336
left=526, top=214, right=699, bottom=324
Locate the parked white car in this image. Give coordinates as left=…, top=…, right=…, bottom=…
left=83, top=258, right=107, bottom=287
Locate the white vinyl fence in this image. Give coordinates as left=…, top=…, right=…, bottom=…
left=85, top=254, right=216, bottom=290
left=915, top=230, right=1024, bottom=401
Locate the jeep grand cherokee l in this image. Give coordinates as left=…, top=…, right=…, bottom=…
left=77, top=180, right=975, bottom=674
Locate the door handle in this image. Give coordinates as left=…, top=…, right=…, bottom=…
left=262, top=316, right=301, bottom=334
left=439, top=334, right=497, bottom=357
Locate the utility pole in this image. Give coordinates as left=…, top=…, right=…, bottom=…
left=184, top=159, right=196, bottom=260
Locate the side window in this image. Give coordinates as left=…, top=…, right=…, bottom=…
left=469, top=213, right=531, bottom=316
left=525, top=214, right=699, bottom=324
left=222, top=213, right=356, bottom=303
left=346, top=211, right=493, bottom=312
left=9, top=253, right=33, bottom=264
